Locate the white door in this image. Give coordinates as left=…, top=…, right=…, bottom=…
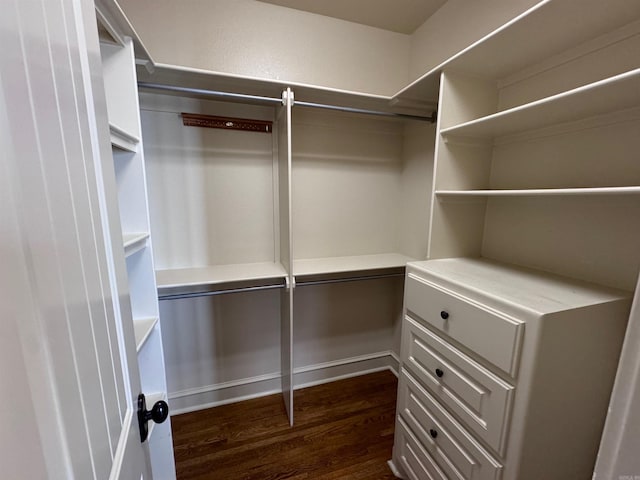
left=0, top=0, right=152, bottom=477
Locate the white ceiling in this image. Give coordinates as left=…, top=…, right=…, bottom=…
left=256, top=0, right=446, bottom=34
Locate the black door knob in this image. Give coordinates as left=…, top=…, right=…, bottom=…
left=138, top=393, right=169, bottom=442
left=440, top=311, right=449, bottom=320
left=435, top=368, right=444, bottom=378
left=429, top=429, right=438, bottom=439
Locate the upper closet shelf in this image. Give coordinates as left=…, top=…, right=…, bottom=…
left=293, top=253, right=414, bottom=280
left=440, top=68, right=640, bottom=140
left=156, top=262, right=287, bottom=291
left=393, top=0, right=640, bottom=104
left=436, top=187, right=640, bottom=199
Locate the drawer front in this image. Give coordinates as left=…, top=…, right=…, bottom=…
left=405, top=273, right=524, bottom=376
left=395, top=416, right=448, bottom=480
left=402, top=316, right=514, bottom=454
left=398, top=370, right=503, bottom=480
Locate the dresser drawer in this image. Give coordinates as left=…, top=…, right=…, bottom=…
left=395, top=416, right=448, bottom=480
left=398, top=370, right=503, bottom=480
left=402, top=315, right=514, bottom=454
left=405, top=273, right=524, bottom=376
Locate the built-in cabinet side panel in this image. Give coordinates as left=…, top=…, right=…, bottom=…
left=428, top=72, right=495, bottom=260
left=504, top=301, right=629, bottom=480
left=278, top=89, right=294, bottom=424
left=594, top=275, right=640, bottom=479
left=397, top=122, right=435, bottom=261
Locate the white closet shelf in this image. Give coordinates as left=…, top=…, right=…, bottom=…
left=134, top=316, right=159, bottom=352
left=393, top=0, right=640, bottom=103
left=110, top=123, right=140, bottom=151
left=123, top=232, right=149, bottom=257
left=293, top=253, right=414, bottom=278
left=440, top=68, right=640, bottom=139
left=436, top=187, right=640, bottom=199
left=156, top=262, right=288, bottom=289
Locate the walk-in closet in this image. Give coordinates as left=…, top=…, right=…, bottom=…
left=4, top=0, right=640, bottom=479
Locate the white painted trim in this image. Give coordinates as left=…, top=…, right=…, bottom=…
left=294, top=366, right=395, bottom=391
left=389, top=350, right=400, bottom=377
left=293, top=351, right=394, bottom=375
left=169, top=371, right=282, bottom=400
left=171, top=388, right=283, bottom=416
left=387, top=459, right=404, bottom=479
left=108, top=409, right=133, bottom=480
left=168, top=351, right=398, bottom=415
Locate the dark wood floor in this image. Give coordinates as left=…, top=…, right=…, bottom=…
left=171, top=370, right=399, bottom=480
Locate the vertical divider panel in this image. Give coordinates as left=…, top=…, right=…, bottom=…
left=428, top=71, right=496, bottom=259
left=278, top=88, right=294, bottom=425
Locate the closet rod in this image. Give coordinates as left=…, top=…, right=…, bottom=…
left=138, top=82, right=435, bottom=122
left=139, top=82, right=283, bottom=106
left=294, top=100, right=435, bottom=122
left=296, top=272, right=405, bottom=287
left=158, top=283, right=283, bottom=301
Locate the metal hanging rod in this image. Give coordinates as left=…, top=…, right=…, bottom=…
left=158, top=271, right=405, bottom=300
left=296, top=272, right=405, bottom=287
left=139, top=82, right=282, bottom=105
left=158, top=283, right=283, bottom=301
left=138, top=82, right=435, bottom=122
left=294, top=100, right=435, bottom=122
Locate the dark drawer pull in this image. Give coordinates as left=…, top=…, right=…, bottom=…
left=440, top=311, right=449, bottom=320
left=429, top=429, right=438, bottom=439
left=435, top=368, right=444, bottom=378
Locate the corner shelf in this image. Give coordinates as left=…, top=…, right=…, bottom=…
left=436, top=187, right=640, bottom=199
left=440, top=68, right=640, bottom=140
left=134, top=316, right=159, bottom=352
left=392, top=0, right=640, bottom=104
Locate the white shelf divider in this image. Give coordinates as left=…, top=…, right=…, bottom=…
left=156, top=262, right=288, bottom=289
left=436, top=187, right=640, bottom=198
left=123, top=232, right=149, bottom=257
left=134, top=316, right=159, bottom=352
left=440, top=68, right=640, bottom=139
left=293, top=253, right=414, bottom=278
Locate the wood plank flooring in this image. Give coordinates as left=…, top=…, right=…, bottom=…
left=171, top=370, right=399, bottom=479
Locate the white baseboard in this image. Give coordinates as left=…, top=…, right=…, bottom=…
left=387, top=459, right=403, bottom=479
left=169, top=351, right=399, bottom=415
